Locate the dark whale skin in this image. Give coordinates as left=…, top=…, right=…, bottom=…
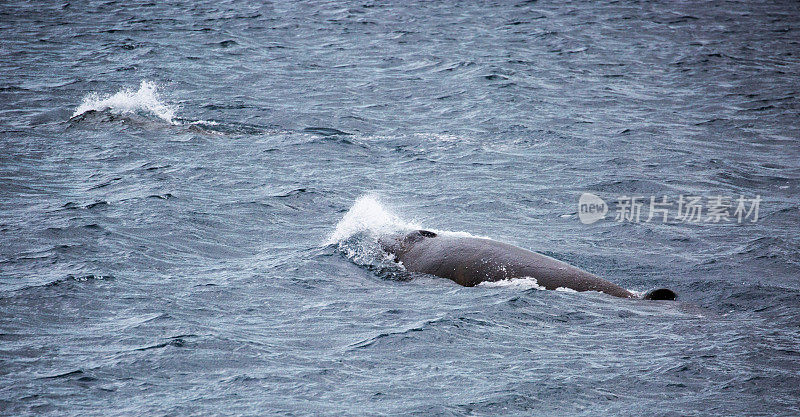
left=381, top=230, right=676, bottom=300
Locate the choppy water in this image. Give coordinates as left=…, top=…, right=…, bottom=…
left=2, top=0, right=799, bottom=415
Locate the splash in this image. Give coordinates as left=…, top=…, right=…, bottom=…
left=326, top=195, right=417, bottom=246
left=328, top=196, right=485, bottom=245
left=327, top=195, right=418, bottom=271
left=72, top=80, right=177, bottom=124
left=329, top=195, right=491, bottom=278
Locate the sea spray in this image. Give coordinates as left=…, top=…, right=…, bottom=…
left=326, top=195, right=417, bottom=271
left=327, top=195, right=418, bottom=245
left=72, top=80, right=177, bottom=124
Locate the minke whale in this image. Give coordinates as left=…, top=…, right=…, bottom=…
left=380, top=229, right=676, bottom=300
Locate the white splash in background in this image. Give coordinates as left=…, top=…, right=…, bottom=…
left=72, top=80, right=178, bottom=124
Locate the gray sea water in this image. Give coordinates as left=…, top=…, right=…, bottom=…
left=2, top=0, right=799, bottom=415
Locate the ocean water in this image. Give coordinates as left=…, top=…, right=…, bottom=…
left=1, top=0, right=799, bottom=415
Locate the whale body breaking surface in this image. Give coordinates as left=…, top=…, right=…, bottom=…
left=380, top=229, right=677, bottom=301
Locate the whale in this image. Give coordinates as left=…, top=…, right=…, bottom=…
left=380, top=229, right=676, bottom=300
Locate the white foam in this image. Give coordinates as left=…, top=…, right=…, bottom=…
left=479, top=278, right=582, bottom=293
left=555, top=286, right=578, bottom=293
left=433, top=229, right=488, bottom=239
left=413, top=132, right=464, bottom=143
left=190, top=120, right=220, bottom=126
left=478, top=277, right=547, bottom=290
left=72, top=80, right=177, bottom=124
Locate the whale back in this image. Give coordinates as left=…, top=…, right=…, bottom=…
left=386, top=230, right=636, bottom=298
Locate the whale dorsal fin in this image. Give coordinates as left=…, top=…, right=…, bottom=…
left=643, top=288, right=677, bottom=300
